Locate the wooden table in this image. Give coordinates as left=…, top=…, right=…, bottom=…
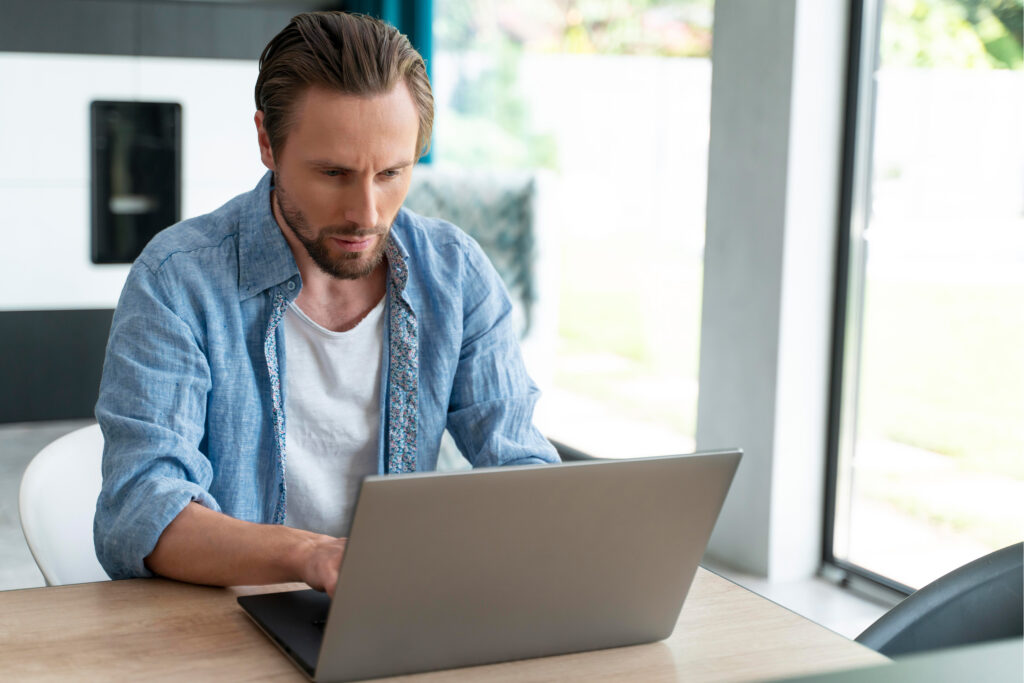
left=0, top=568, right=887, bottom=681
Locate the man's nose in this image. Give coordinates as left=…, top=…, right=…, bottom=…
left=344, top=179, right=379, bottom=229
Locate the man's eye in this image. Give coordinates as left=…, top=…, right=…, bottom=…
left=322, top=169, right=343, bottom=177
left=380, top=169, right=400, bottom=178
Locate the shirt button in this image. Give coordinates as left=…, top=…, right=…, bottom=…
left=286, top=281, right=296, bottom=291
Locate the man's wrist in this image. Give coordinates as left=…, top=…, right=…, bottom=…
left=278, top=526, right=332, bottom=585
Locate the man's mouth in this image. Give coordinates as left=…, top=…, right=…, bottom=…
left=330, top=236, right=374, bottom=252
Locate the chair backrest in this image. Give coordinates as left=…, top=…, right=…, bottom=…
left=18, top=423, right=110, bottom=585
left=856, top=542, right=1023, bottom=657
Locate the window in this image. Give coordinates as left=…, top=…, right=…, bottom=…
left=829, top=0, right=1023, bottom=590
left=431, top=0, right=714, bottom=458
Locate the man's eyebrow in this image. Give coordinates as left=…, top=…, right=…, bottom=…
left=307, top=159, right=415, bottom=171
left=307, top=159, right=354, bottom=171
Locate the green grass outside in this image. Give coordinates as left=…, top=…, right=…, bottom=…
left=858, top=276, right=1024, bottom=480
left=554, top=241, right=703, bottom=439
left=860, top=470, right=1022, bottom=551
left=556, top=243, right=703, bottom=375
left=553, top=363, right=699, bottom=437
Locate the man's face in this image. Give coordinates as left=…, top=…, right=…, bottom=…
left=256, top=83, right=420, bottom=280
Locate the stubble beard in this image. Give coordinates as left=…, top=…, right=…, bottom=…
left=274, top=179, right=389, bottom=281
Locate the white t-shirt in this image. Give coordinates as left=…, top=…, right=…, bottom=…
left=282, top=297, right=385, bottom=537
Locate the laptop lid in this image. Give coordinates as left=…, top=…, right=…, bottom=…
left=241, top=449, right=741, bottom=682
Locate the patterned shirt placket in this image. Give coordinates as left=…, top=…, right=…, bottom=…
left=264, top=289, right=290, bottom=523
left=384, top=239, right=419, bottom=475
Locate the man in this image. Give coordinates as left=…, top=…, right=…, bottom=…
left=94, top=11, right=558, bottom=596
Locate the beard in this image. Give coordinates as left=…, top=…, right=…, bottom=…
left=274, top=178, right=389, bottom=281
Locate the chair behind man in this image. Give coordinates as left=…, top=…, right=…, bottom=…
left=856, top=541, right=1023, bottom=657
left=18, top=423, right=110, bottom=586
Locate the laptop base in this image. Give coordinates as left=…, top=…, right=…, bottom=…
left=239, top=589, right=329, bottom=678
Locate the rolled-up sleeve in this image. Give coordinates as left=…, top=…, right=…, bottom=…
left=444, top=239, right=560, bottom=468
left=94, top=259, right=220, bottom=579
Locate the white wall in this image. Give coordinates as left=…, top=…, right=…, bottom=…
left=697, top=0, right=850, bottom=580
left=0, top=53, right=266, bottom=311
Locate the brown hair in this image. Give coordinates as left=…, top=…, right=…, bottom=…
left=255, top=11, right=433, bottom=159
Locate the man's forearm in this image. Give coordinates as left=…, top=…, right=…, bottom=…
left=144, top=502, right=344, bottom=593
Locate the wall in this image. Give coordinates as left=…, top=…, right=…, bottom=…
left=0, top=0, right=307, bottom=421
left=697, top=0, right=850, bottom=580
left=0, top=53, right=265, bottom=312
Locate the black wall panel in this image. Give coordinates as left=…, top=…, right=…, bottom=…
left=0, top=309, right=114, bottom=423
left=0, top=0, right=332, bottom=60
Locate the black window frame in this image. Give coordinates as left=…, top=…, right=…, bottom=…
left=822, top=0, right=915, bottom=599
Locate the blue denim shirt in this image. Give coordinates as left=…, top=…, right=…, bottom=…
left=94, top=172, right=558, bottom=580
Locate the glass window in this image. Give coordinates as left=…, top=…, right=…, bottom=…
left=832, top=0, right=1024, bottom=589
left=431, top=0, right=714, bottom=458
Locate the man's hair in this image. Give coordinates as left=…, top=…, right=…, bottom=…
left=255, top=11, right=433, bottom=159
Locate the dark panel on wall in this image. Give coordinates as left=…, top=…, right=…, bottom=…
left=91, top=100, right=183, bottom=264
left=0, top=309, right=114, bottom=423
left=0, top=0, right=332, bottom=60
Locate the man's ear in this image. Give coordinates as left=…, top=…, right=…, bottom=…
left=255, top=110, right=276, bottom=171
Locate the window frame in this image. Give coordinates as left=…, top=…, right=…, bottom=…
left=821, top=0, right=916, bottom=598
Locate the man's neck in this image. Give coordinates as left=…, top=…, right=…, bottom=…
left=292, top=263, right=386, bottom=333
left=273, top=194, right=387, bottom=334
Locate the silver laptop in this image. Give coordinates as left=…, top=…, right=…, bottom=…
left=238, top=449, right=742, bottom=682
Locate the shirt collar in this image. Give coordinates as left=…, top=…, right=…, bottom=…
left=238, top=171, right=300, bottom=301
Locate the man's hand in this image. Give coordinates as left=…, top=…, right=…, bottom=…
left=299, top=536, right=348, bottom=597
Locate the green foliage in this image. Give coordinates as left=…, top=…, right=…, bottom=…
left=436, top=0, right=713, bottom=56
left=553, top=0, right=714, bottom=57
left=882, top=0, right=1023, bottom=69
left=433, top=0, right=479, bottom=52
left=959, top=0, right=1024, bottom=47
left=442, top=34, right=558, bottom=169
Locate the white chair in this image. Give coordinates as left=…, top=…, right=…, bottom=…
left=18, top=423, right=110, bottom=585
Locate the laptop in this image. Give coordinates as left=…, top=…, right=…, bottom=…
left=238, top=449, right=742, bottom=682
